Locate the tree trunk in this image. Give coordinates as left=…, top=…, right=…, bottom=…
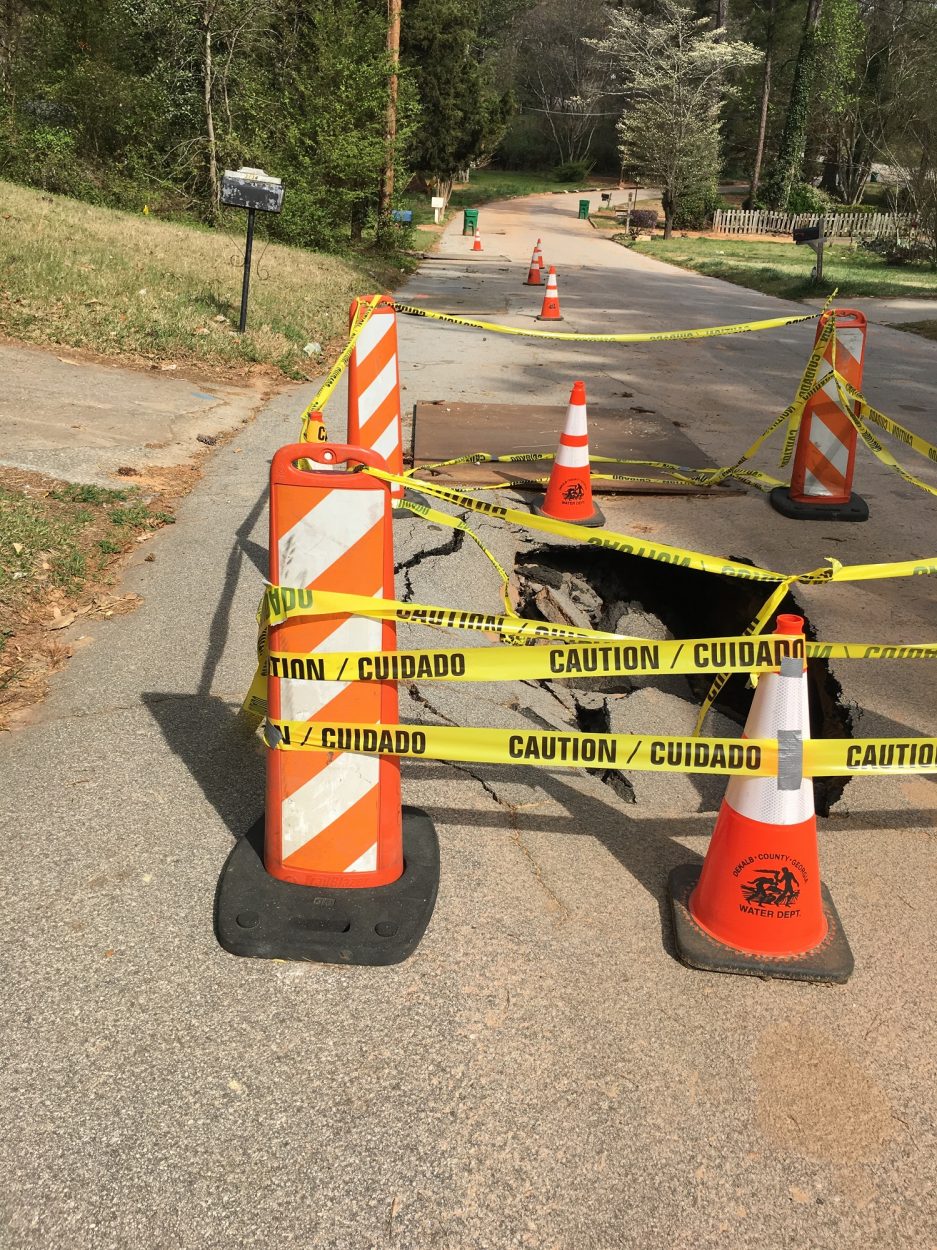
left=763, top=0, right=823, bottom=209
left=663, top=188, right=674, bottom=238
left=0, top=0, right=23, bottom=110
left=202, top=2, right=220, bottom=221
left=376, top=0, right=401, bottom=241
left=748, top=0, right=777, bottom=205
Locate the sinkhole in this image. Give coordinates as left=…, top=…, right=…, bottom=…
left=514, top=543, right=854, bottom=816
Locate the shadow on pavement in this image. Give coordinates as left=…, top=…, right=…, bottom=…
left=143, top=692, right=263, bottom=839
left=144, top=480, right=269, bottom=840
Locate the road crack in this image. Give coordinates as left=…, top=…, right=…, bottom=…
left=444, top=759, right=571, bottom=922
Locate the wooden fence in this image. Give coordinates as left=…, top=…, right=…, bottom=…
left=712, top=208, right=914, bottom=239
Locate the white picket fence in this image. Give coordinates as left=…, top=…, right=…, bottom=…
left=712, top=208, right=914, bottom=240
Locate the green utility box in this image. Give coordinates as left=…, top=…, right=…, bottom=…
left=578, top=198, right=591, bottom=219
left=463, top=208, right=479, bottom=236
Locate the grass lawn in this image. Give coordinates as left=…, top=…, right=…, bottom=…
left=0, top=179, right=404, bottom=379
left=629, top=237, right=937, bottom=301
left=0, top=468, right=176, bottom=722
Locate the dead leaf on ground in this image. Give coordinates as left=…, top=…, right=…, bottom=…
left=45, top=608, right=76, bottom=630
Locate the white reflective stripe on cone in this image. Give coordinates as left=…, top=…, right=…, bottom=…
left=724, top=666, right=813, bottom=826
left=344, top=842, right=379, bottom=873
left=357, top=358, right=397, bottom=425
left=355, top=311, right=395, bottom=356
left=833, top=326, right=863, bottom=366
left=279, top=610, right=383, bottom=721
left=564, top=404, right=588, bottom=437
left=802, top=468, right=836, bottom=497
left=555, top=443, right=590, bottom=468
left=809, top=415, right=850, bottom=476
left=279, top=492, right=384, bottom=588
left=371, top=417, right=401, bottom=463
left=282, top=752, right=381, bottom=859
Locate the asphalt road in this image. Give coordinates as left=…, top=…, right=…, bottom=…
left=1, top=192, right=935, bottom=1249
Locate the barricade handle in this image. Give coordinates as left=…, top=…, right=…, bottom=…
left=271, top=442, right=389, bottom=486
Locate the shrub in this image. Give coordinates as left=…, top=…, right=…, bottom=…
left=787, top=182, right=832, bottom=214
left=552, top=160, right=592, bottom=183
left=672, top=184, right=723, bottom=230
left=627, top=207, right=659, bottom=231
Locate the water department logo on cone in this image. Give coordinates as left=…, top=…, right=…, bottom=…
left=536, top=266, right=563, bottom=321
left=668, top=613, right=854, bottom=983
left=534, top=380, right=605, bottom=528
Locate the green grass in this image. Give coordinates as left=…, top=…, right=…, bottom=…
left=0, top=478, right=172, bottom=615
left=447, top=168, right=604, bottom=209
left=629, top=237, right=937, bottom=300
left=50, top=482, right=128, bottom=505
left=0, top=179, right=405, bottom=378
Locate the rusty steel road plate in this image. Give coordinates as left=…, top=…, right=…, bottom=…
left=409, top=401, right=743, bottom=495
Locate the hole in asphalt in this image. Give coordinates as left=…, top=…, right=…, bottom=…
left=514, top=544, right=854, bottom=816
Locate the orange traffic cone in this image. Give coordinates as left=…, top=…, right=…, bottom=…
left=536, top=266, right=563, bottom=321
left=669, top=614, right=853, bottom=983
left=535, top=238, right=545, bottom=269
left=534, top=381, right=604, bottom=527
left=524, top=243, right=543, bottom=286
left=472, top=228, right=483, bottom=252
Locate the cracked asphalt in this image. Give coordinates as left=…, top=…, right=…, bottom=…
left=1, top=191, right=935, bottom=1248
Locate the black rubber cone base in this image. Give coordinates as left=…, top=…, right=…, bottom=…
left=668, top=863, right=854, bottom=984
left=769, top=486, right=869, bottom=523
left=533, top=500, right=605, bottom=528
left=215, top=807, right=439, bottom=966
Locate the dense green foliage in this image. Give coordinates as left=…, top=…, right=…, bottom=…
left=0, top=0, right=511, bottom=249
left=0, top=0, right=935, bottom=249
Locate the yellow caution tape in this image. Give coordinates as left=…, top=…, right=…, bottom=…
left=847, top=386, right=937, bottom=467
left=364, top=465, right=787, bottom=582
left=244, top=583, right=937, bottom=726
left=299, top=295, right=383, bottom=442
left=831, top=374, right=937, bottom=500
left=264, top=633, right=937, bottom=690
left=262, top=719, right=937, bottom=777
left=365, top=465, right=937, bottom=591
left=265, top=633, right=807, bottom=683
left=811, top=737, right=937, bottom=775
left=261, top=585, right=622, bottom=642
left=392, top=302, right=819, bottom=344
left=694, top=576, right=797, bottom=734
left=265, top=719, right=778, bottom=774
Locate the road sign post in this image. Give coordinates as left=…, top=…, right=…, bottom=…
left=220, top=167, right=285, bottom=334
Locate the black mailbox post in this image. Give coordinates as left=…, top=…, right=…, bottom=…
left=221, top=167, right=284, bottom=332
left=793, top=222, right=825, bottom=282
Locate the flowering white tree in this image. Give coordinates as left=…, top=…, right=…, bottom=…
left=600, top=0, right=760, bottom=237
